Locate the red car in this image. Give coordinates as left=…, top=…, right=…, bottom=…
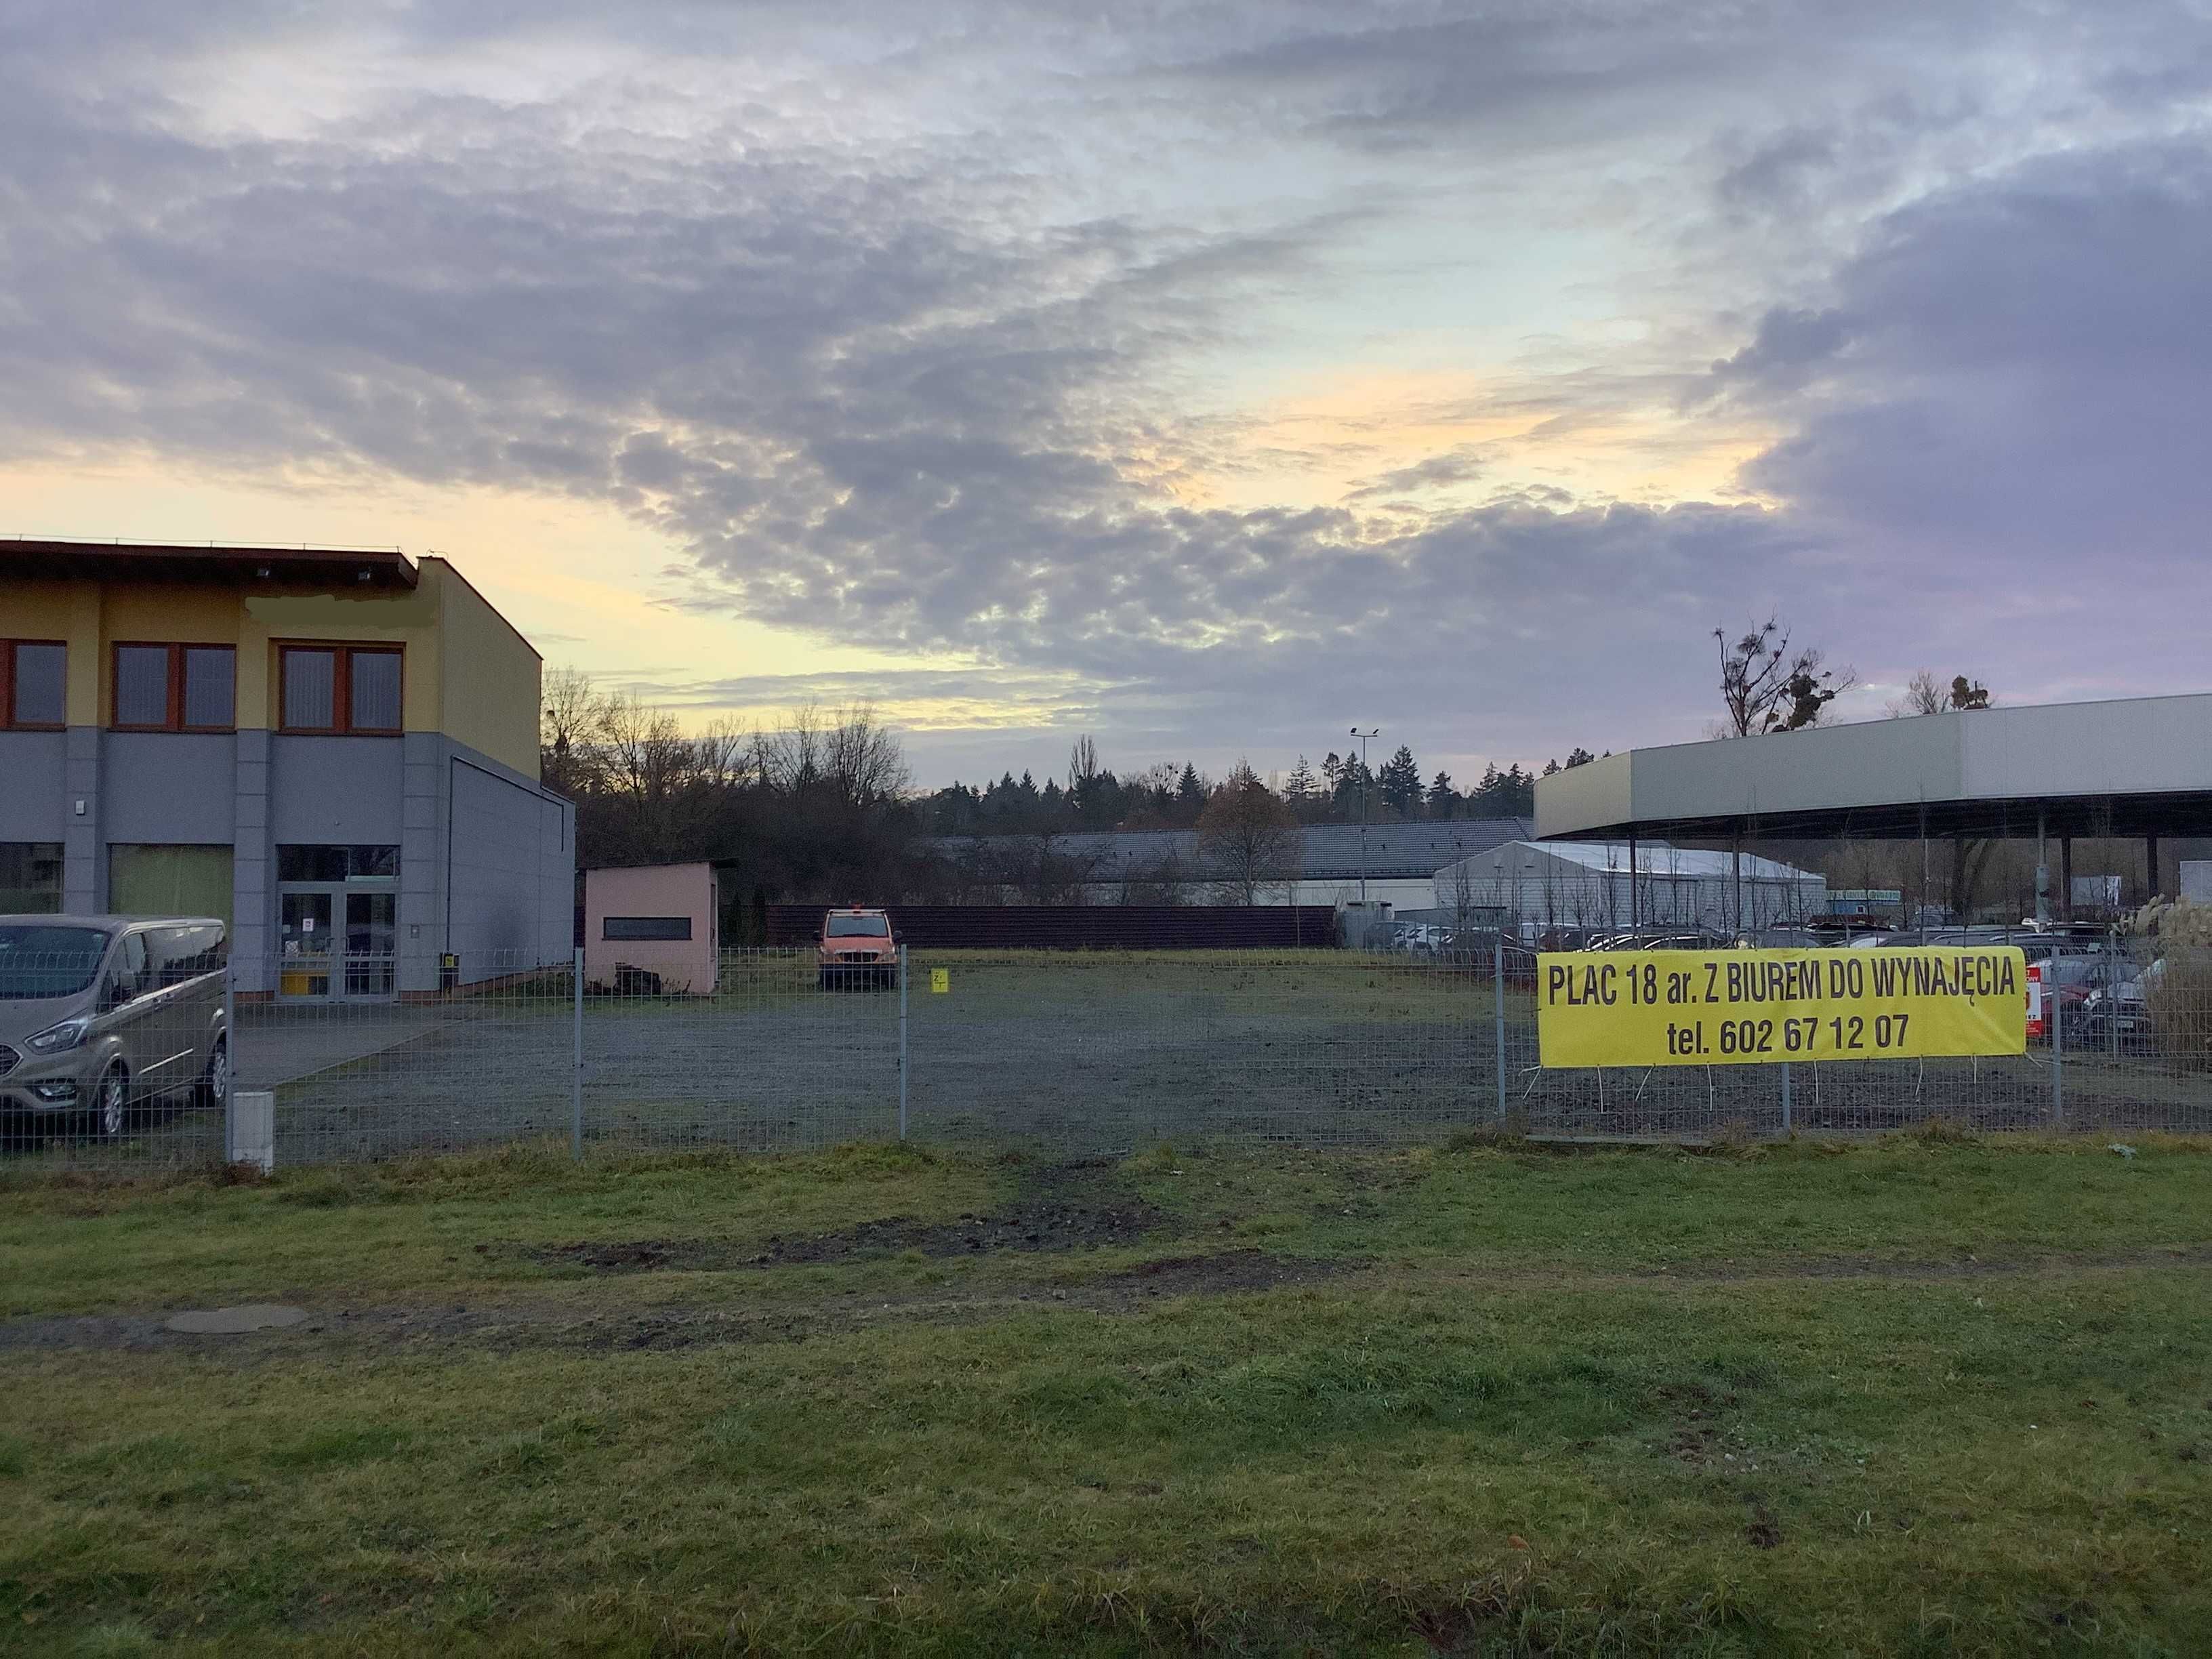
left=817, top=907, right=899, bottom=991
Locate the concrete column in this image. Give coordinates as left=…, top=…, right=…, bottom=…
left=2059, top=836, right=2073, bottom=923
left=1628, top=834, right=1639, bottom=930
left=232, top=729, right=272, bottom=993
left=2034, top=810, right=2049, bottom=928
left=62, top=726, right=100, bottom=912
left=398, top=733, right=447, bottom=994
left=2147, top=835, right=2162, bottom=904
left=1730, top=827, right=1743, bottom=939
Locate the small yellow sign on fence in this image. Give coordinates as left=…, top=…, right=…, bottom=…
left=930, top=968, right=950, bottom=994
left=1536, top=947, right=2028, bottom=1069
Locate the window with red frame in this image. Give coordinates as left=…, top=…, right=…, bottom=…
left=1, top=641, right=68, bottom=729
left=109, top=644, right=234, bottom=732
left=279, top=644, right=403, bottom=734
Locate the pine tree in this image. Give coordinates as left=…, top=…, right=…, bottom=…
left=1427, top=770, right=1456, bottom=819
left=1285, top=755, right=1317, bottom=804
left=1502, top=765, right=1534, bottom=815
left=1376, top=745, right=1420, bottom=818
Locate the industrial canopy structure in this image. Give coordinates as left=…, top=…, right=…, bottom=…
left=1537, top=693, right=2212, bottom=844
left=1534, top=693, right=2212, bottom=923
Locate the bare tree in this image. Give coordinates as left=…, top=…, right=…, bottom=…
left=1886, top=669, right=1946, bottom=718
left=1067, top=733, right=1102, bottom=794
left=822, top=703, right=911, bottom=810
left=594, top=691, right=708, bottom=861
left=1120, top=846, right=1187, bottom=905
left=757, top=701, right=825, bottom=795
left=1888, top=670, right=1994, bottom=718
left=1714, top=617, right=1856, bottom=736
left=540, top=665, right=609, bottom=796
left=1196, top=761, right=1303, bottom=905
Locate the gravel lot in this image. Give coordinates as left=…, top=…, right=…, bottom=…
left=6, top=948, right=2205, bottom=1168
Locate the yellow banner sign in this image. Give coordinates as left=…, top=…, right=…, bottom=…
left=1536, top=947, right=2028, bottom=1069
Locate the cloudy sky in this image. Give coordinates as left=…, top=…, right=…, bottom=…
left=5, top=2, right=2210, bottom=787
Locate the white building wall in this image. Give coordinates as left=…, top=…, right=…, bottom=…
left=1433, top=846, right=1826, bottom=936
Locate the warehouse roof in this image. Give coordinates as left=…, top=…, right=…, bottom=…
left=1535, top=693, right=2212, bottom=842
left=928, top=818, right=1532, bottom=881
left=1460, top=840, right=1818, bottom=880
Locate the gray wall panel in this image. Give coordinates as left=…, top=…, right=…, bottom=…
left=102, top=732, right=237, bottom=844
left=1961, top=693, right=2212, bottom=799
left=1631, top=716, right=1963, bottom=824
left=0, top=731, right=66, bottom=841
left=269, top=735, right=404, bottom=844
left=448, top=753, right=570, bottom=966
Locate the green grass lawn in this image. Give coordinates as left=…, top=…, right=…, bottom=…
left=3, top=1132, right=2209, bottom=1656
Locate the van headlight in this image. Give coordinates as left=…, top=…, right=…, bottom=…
left=24, top=1017, right=91, bottom=1054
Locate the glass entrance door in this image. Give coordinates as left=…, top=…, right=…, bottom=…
left=279, top=890, right=336, bottom=998
left=344, top=892, right=397, bottom=997
left=279, top=888, right=398, bottom=1000
left=276, top=845, right=401, bottom=1002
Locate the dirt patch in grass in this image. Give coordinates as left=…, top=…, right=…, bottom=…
left=526, top=1196, right=1166, bottom=1274
left=0, top=1249, right=1349, bottom=1358
left=523, top=1158, right=1172, bottom=1273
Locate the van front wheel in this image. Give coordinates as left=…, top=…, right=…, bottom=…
left=197, top=1037, right=230, bottom=1110
left=94, top=1063, right=131, bottom=1141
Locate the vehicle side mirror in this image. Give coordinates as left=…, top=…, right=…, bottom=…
left=100, top=977, right=130, bottom=1011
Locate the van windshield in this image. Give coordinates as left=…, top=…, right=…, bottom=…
left=827, top=916, right=890, bottom=938
left=0, top=926, right=110, bottom=999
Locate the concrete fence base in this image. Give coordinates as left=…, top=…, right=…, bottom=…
left=228, top=1090, right=274, bottom=1171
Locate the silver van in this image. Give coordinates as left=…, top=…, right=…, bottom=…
left=0, top=916, right=230, bottom=1139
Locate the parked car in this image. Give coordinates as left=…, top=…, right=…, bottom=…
left=816, top=907, right=900, bottom=990
left=0, top=916, right=230, bottom=1140
left=1923, top=930, right=2117, bottom=994
left=1586, top=927, right=1733, bottom=951
left=1746, top=927, right=1824, bottom=949
left=2072, top=956, right=2166, bottom=1052
left=1391, top=924, right=1447, bottom=957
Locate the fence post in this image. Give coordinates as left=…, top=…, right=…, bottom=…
left=571, top=946, right=584, bottom=1161
left=1779, top=1059, right=1791, bottom=1137
left=1492, top=930, right=1507, bottom=1124
left=222, top=958, right=237, bottom=1161
left=898, top=943, right=910, bottom=1141
left=2051, top=956, right=2064, bottom=1126
left=2108, top=927, right=2121, bottom=1058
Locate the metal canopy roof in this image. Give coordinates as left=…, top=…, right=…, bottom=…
left=1535, top=693, right=2212, bottom=842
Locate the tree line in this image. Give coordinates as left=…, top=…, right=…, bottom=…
left=540, top=670, right=1585, bottom=916
left=539, top=627, right=2003, bottom=920
left=924, top=740, right=1597, bottom=836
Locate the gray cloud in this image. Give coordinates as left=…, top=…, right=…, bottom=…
left=3, top=3, right=2211, bottom=780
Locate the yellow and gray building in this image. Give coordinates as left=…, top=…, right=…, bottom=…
left=1, top=540, right=573, bottom=997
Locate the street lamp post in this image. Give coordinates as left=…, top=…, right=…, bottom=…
left=1349, top=726, right=1378, bottom=904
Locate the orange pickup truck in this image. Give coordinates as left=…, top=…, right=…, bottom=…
left=817, top=907, right=900, bottom=990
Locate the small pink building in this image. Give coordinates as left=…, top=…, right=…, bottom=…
left=583, top=863, right=719, bottom=995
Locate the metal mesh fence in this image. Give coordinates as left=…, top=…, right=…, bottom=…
left=903, top=949, right=1500, bottom=1153
left=4, top=938, right=2209, bottom=1176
